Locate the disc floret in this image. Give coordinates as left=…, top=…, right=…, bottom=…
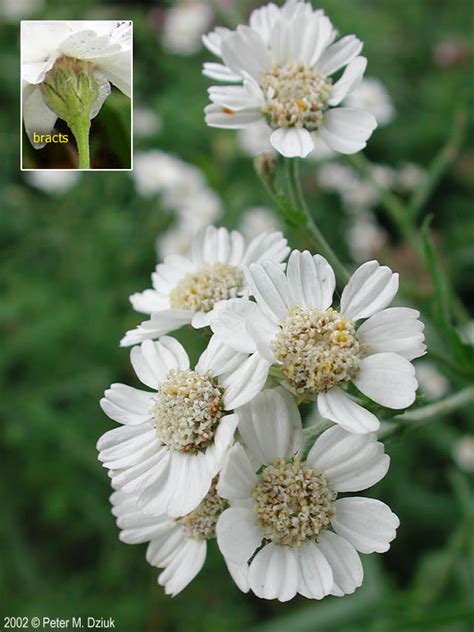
left=169, top=262, right=244, bottom=312
left=154, top=369, right=225, bottom=453
left=272, top=306, right=361, bottom=397
left=261, top=62, right=333, bottom=131
left=253, top=457, right=336, bottom=548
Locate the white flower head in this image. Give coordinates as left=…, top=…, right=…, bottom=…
left=216, top=388, right=399, bottom=601
left=21, top=21, right=131, bottom=149
left=24, top=170, right=80, bottom=194
left=98, top=335, right=269, bottom=518
left=212, top=251, right=426, bottom=434
left=121, top=225, right=289, bottom=347
left=203, top=0, right=377, bottom=158
left=110, top=479, right=248, bottom=596
left=453, top=436, right=474, bottom=472
left=162, top=0, right=214, bottom=56
left=132, top=150, right=205, bottom=199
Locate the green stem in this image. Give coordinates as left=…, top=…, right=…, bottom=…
left=286, top=158, right=350, bottom=284
left=378, top=385, right=474, bottom=440
left=70, top=116, right=91, bottom=169
left=410, top=108, right=467, bottom=219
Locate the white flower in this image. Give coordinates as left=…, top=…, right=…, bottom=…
left=162, top=0, right=214, bottom=56
left=110, top=480, right=248, bottom=596
left=347, top=213, right=387, bottom=263
left=395, top=163, right=425, bottom=193
left=122, top=225, right=289, bottom=347
left=212, top=251, right=426, bottom=434
left=203, top=0, right=376, bottom=158
left=344, top=77, right=395, bottom=127
left=132, top=150, right=205, bottom=199
left=415, top=361, right=449, bottom=401
left=317, top=162, right=395, bottom=213
left=24, top=170, right=80, bottom=194
left=237, top=120, right=275, bottom=156
left=98, top=336, right=269, bottom=518
left=239, top=206, right=282, bottom=240
left=453, top=436, right=474, bottom=472
left=21, top=21, right=131, bottom=148
left=133, top=106, right=162, bottom=139
left=216, top=388, right=399, bottom=601
left=1, top=0, right=43, bottom=21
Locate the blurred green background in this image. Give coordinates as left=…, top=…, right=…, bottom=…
left=1, top=0, right=474, bottom=630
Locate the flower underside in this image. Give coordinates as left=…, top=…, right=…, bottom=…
left=271, top=306, right=361, bottom=397
left=169, top=262, right=244, bottom=312
left=154, top=369, right=225, bottom=453
left=261, top=62, right=332, bottom=130
left=177, top=480, right=228, bottom=540
left=253, top=457, right=336, bottom=548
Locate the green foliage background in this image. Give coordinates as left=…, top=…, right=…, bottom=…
left=1, top=1, right=473, bottom=630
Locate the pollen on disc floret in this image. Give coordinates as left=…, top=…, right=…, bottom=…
left=253, top=457, right=336, bottom=548
left=153, top=369, right=225, bottom=453
left=169, top=262, right=244, bottom=312
left=271, top=306, right=361, bottom=397
left=177, top=480, right=228, bottom=540
left=261, top=62, right=333, bottom=131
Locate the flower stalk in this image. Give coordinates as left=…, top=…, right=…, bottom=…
left=41, top=56, right=99, bottom=169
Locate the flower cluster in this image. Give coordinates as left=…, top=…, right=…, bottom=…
left=97, top=0, right=427, bottom=604
left=99, top=220, right=425, bottom=600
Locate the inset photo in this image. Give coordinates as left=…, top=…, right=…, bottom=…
left=21, top=20, right=132, bottom=170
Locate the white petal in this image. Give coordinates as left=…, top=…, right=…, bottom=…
left=296, top=540, right=333, bottom=600
left=202, top=26, right=232, bottom=57
left=203, top=62, right=242, bottom=82
left=332, top=497, right=400, bottom=553
left=317, top=387, right=380, bottom=434
left=158, top=538, right=207, bottom=596
left=216, top=507, right=263, bottom=565
left=205, top=103, right=262, bottom=129
left=354, top=353, right=418, bottom=409
left=221, top=352, right=270, bottom=409
left=23, top=85, right=58, bottom=148
left=217, top=443, right=257, bottom=501
left=319, top=107, right=377, bottom=155
left=130, top=337, right=189, bottom=389
left=220, top=25, right=271, bottom=80
left=120, top=310, right=194, bottom=347
left=196, top=335, right=248, bottom=375
left=329, top=56, right=367, bottom=106
left=307, top=425, right=389, bottom=492
left=242, top=231, right=290, bottom=266
left=140, top=451, right=211, bottom=518
left=208, top=76, right=264, bottom=111
left=286, top=250, right=335, bottom=310
left=249, top=3, right=280, bottom=44
left=225, top=560, right=250, bottom=593
left=357, top=308, right=426, bottom=360
left=317, top=35, right=363, bottom=76
left=210, top=298, right=260, bottom=353
left=203, top=414, right=239, bottom=476
left=129, top=289, right=169, bottom=314
left=248, top=543, right=299, bottom=601
left=100, top=384, right=153, bottom=425
left=92, top=50, right=131, bottom=97
left=237, top=388, right=303, bottom=464
left=270, top=127, right=315, bottom=158
left=317, top=530, right=363, bottom=596
left=245, top=260, right=294, bottom=321
left=341, top=260, right=399, bottom=320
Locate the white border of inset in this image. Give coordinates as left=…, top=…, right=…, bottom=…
left=20, top=19, right=134, bottom=172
